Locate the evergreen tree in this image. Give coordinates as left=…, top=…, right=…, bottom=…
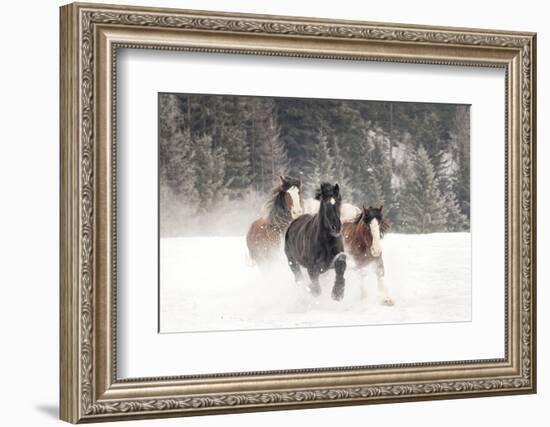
left=260, top=113, right=288, bottom=191
left=276, top=98, right=322, bottom=173
left=333, top=101, right=368, bottom=175
left=164, top=132, right=197, bottom=198
left=348, top=134, right=369, bottom=204
left=452, top=105, right=471, bottom=222
left=329, top=135, right=353, bottom=202
left=193, top=134, right=226, bottom=211
left=158, top=93, right=471, bottom=235
left=213, top=97, right=252, bottom=198
left=223, top=125, right=251, bottom=197
left=434, top=152, right=468, bottom=232
left=245, top=98, right=288, bottom=193
left=368, top=128, right=394, bottom=212
left=444, top=183, right=468, bottom=231
left=158, top=94, right=198, bottom=203
left=399, top=146, right=448, bottom=233
left=305, top=129, right=339, bottom=197
left=348, top=128, right=393, bottom=209
left=365, top=175, right=385, bottom=208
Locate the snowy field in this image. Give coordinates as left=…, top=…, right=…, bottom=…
left=160, top=233, right=471, bottom=333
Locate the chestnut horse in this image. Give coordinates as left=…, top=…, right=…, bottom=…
left=246, top=176, right=302, bottom=264
left=342, top=205, right=394, bottom=305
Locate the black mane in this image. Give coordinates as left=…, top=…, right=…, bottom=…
left=355, top=206, right=390, bottom=237
left=264, top=186, right=293, bottom=228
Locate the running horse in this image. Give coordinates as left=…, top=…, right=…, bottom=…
left=342, top=205, right=394, bottom=305
left=284, top=182, right=347, bottom=301
left=246, top=176, right=303, bottom=264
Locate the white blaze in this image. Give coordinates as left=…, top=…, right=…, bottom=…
left=369, top=218, right=382, bottom=257
left=287, top=186, right=302, bottom=219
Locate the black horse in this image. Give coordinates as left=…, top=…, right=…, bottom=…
left=284, top=183, right=347, bottom=301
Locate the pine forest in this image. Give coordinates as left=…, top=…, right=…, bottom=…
left=159, top=93, right=470, bottom=236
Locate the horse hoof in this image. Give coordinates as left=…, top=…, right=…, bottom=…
left=308, top=283, right=321, bottom=296
left=382, top=297, right=394, bottom=306
left=331, top=284, right=345, bottom=301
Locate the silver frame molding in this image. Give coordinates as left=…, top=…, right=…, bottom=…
left=60, top=2, right=537, bottom=423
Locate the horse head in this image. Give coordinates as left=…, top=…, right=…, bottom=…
left=315, top=182, right=342, bottom=237
left=362, top=205, right=384, bottom=257
left=280, top=175, right=303, bottom=219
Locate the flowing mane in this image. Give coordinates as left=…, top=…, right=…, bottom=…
left=263, top=186, right=293, bottom=228
left=353, top=209, right=390, bottom=237
left=246, top=175, right=302, bottom=265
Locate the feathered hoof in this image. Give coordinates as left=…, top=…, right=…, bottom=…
left=381, top=297, right=395, bottom=306
left=308, top=282, right=321, bottom=296
left=331, top=282, right=345, bottom=301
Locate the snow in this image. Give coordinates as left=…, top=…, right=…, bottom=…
left=160, top=233, right=471, bottom=333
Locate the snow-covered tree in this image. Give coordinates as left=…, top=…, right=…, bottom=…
left=193, top=134, right=226, bottom=211
left=159, top=94, right=198, bottom=204
left=399, top=145, right=448, bottom=233
left=444, top=187, right=468, bottom=232
left=244, top=98, right=288, bottom=193
left=452, top=105, right=471, bottom=222
left=329, top=136, right=353, bottom=202
left=158, top=92, right=471, bottom=235
left=347, top=128, right=394, bottom=213
left=367, top=129, right=393, bottom=207
left=305, top=129, right=337, bottom=197
left=258, top=113, right=288, bottom=191
left=223, top=125, right=251, bottom=198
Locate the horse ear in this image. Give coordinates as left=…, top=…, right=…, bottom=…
left=379, top=205, right=383, bottom=212
left=362, top=206, right=368, bottom=214
left=314, top=188, right=322, bottom=200
left=279, top=175, right=286, bottom=183
left=334, top=183, right=340, bottom=195
left=297, top=176, right=302, bottom=187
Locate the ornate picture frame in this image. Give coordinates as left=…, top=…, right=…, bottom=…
left=60, top=2, right=536, bottom=423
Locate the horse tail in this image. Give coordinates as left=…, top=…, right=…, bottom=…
left=244, top=239, right=256, bottom=267
left=245, top=220, right=258, bottom=264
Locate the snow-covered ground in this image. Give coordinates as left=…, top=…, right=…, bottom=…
left=160, top=233, right=471, bottom=333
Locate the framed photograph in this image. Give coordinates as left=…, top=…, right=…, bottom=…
left=60, top=2, right=537, bottom=423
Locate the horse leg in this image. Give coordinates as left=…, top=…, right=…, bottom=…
left=358, top=267, right=368, bottom=301
left=331, top=253, right=346, bottom=301
left=287, top=257, right=304, bottom=285
left=306, top=268, right=321, bottom=296
left=376, top=257, right=394, bottom=306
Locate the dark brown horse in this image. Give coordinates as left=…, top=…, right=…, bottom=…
left=342, top=205, right=393, bottom=305
left=246, top=176, right=302, bottom=264
left=284, top=183, right=347, bottom=301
